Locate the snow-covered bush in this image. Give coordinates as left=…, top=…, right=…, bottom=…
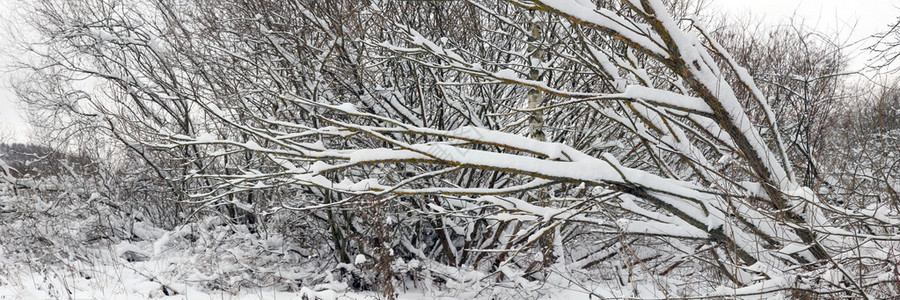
left=9, top=0, right=900, bottom=298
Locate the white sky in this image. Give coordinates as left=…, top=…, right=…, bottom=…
left=709, top=0, right=900, bottom=69
left=711, top=0, right=898, bottom=33
left=0, top=0, right=898, bottom=143
left=0, top=0, right=27, bottom=143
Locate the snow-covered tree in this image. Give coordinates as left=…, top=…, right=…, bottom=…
left=17, top=0, right=900, bottom=298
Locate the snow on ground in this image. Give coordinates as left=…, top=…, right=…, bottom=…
left=0, top=259, right=592, bottom=299
left=0, top=188, right=595, bottom=300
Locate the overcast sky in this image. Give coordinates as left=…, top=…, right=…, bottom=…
left=711, top=0, right=898, bottom=32
left=0, top=0, right=23, bottom=143
left=0, top=0, right=898, bottom=143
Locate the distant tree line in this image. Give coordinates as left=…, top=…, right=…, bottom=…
left=0, top=143, right=98, bottom=179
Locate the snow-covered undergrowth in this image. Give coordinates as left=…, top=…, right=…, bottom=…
left=0, top=181, right=605, bottom=299
left=0, top=181, right=337, bottom=298
left=0, top=178, right=333, bottom=299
